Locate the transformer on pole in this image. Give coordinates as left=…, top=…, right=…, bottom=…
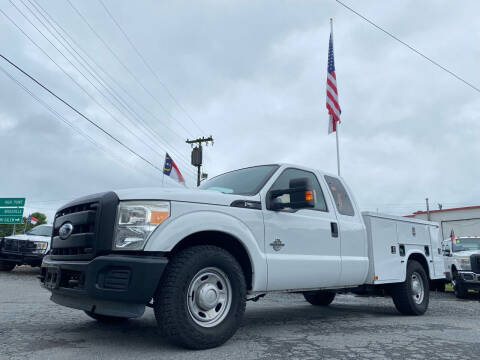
left=186, top=136, right=214, bottom=186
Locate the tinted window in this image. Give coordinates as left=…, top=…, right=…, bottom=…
left=452, top=238, right=480, bottom=252
left=199, top=165, right=278, bottom=195
left=270, top=169, right=328, bottom=211
left=324, top=175, right=355, bottom=216
left=26, top=225, right=52, bottom=237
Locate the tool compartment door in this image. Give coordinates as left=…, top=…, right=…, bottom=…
left=368, top=216, right=403, bottom=283
left=397, top=222, right=430, bottom=245
left=429, top=225, right=445, bottom=278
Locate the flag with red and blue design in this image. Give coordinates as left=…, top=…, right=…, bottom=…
left=163, top=153, right=185, bottom=184
left=28, top=215, right=39, bottom=225
left=326, top=30, right=341, bottom=134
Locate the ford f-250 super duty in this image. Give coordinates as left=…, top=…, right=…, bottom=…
left=442, top=236, right=480, bottom=298
left=40, top=164, right=445, bottom=349
left=0, top=224, right=53, bottom=271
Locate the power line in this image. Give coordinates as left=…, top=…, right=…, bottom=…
left=25, top=0, right=195, bottom=174
left=65, top=0, right=197, bottom=138
left=0, top=63, right=157, bottom=180
left=97, top=0, right=205, bottom=135
left=335, top=0, right=480, bottom=94
left=0, top=53, right=166, bottom=174
left=4, top=2, right=195, bottom=177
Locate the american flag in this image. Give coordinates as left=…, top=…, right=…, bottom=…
left=326, top=28, right=341, bottom=134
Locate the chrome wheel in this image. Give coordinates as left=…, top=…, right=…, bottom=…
left=187, top=267, right=232, bottom=328
left=411, top=271, right=425, bottom=304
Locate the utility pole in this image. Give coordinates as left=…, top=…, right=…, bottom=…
left=425, top=198, right=431, bottom=221
left=186, top=136, right=214, bottom=187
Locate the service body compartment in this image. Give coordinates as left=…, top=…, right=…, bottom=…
left=362, top=212, right=442, bottom=285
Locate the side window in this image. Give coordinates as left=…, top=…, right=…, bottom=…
left=324, top=175, right=355, bottom=216
left=269, top=169, right=328, bottom=211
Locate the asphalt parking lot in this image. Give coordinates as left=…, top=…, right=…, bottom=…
left=1, top=267, right=480, bottom=360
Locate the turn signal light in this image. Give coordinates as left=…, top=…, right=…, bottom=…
left=150, top=211, right=169, bottom=224
left=305, top=190, right=313, bottom=201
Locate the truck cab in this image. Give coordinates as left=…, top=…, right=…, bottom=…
left=443, top=236, right=480, bottom=298
left=40, top=164, right=442, bottom=349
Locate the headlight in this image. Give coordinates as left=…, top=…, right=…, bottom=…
left=33, top=241, right=47, bottom=254
left=457, top=257, right=471, bottom=271
left=114, top=201, right=170, bottom=250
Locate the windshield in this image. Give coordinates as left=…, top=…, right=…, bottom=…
left=26, top=225, right=52, bottom=237
left=199, top=165, right=279, bottom=195
left=452, top=238, right=480, bottom=252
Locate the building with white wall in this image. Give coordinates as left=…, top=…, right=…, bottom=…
left=406, top=206, right=480, bottom=240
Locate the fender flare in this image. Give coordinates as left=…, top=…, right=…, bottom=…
left=401, top=250, right=431, bottom=282
left=144, top=210, right=267, bottom=291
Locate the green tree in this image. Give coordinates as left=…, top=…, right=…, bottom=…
left=0, top=212, right=48, bottom=237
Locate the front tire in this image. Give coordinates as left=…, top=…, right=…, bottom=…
left=154, top=245, right=246, bottom=350
left=452, top=273, right=468, bottom=299
left=391, top=260, right=429, bottom=315
left=0, top=260, right=15, bottom=272
left=303, top=291, right=336, bottom=306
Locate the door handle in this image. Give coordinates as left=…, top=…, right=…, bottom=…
left=331, top=222, right=339, bottom=238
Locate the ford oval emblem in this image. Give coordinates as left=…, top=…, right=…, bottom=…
left=59, top=222, right=74, bottom=240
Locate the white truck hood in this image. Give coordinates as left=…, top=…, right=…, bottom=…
left=114, top=187, right=260, bottom=206
left=453, top=250, right=480, bottom=257
left=3, top=234, right=49, bottom=242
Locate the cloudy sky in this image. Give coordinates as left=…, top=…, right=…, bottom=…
left=0, top=0, right=479, bottom=223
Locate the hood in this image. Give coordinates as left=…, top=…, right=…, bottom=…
left=3, top=234, right=50, bottom=242
left=114, top=187, right=260, bottom=206
left=453, top=250, right=480, bottom=257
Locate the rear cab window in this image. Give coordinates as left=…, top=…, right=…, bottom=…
left=324, top=175, right=355, bottom=216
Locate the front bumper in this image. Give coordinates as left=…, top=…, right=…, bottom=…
left=0, top=250, right=44, bottom=266
left=458, top=271, right=480, bottom=289
left=40, top=253, right=168, bottom=318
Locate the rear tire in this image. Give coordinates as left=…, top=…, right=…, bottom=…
left=0, top=260, right=15, bottom=272
left=154, top=245, right=246, bottom=350
left=84, top=311, right=129, bottom=323
left=303, top=291, right=336, bottom=306
left=391, top=260, right=429, bottom=315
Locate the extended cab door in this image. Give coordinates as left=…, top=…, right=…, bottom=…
left=324, top=175, right=369, bottom=286
left=262, top=168, right=341, bottom=291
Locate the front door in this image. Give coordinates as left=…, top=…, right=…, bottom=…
left=263, top=168, right=341, bottom=291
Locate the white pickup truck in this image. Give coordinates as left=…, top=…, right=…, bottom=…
left=0, top=225, right=53, bottom=271
left=40, top=164, right=444, bottom=349
left=442, top=236, right=480, bottom=298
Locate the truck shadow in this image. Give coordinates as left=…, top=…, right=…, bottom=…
left=60, top=301, right=401, bottom=351
left=6, top=265, right=40, bottom=277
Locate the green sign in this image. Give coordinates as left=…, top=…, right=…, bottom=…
left=0, top=208, right=24, bottom=216
left=0, top=198, right=25, bottom=207
left=0, top=215, right=23, bottom=224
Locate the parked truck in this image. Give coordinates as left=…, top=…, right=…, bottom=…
left=40, top=164, right=444, bottom=349
left=442, top=236, right=480, bottom=298
left=0, top=224, right=53, bottom=271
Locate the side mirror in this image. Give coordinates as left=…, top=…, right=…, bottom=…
left=267, top=177, right=315, bottom=211
left=443, top=248, right=451, bottom=256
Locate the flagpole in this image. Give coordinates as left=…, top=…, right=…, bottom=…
left=335, top=118, right=340, bottom=177
left=330, top=18, right=341, bottom=177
